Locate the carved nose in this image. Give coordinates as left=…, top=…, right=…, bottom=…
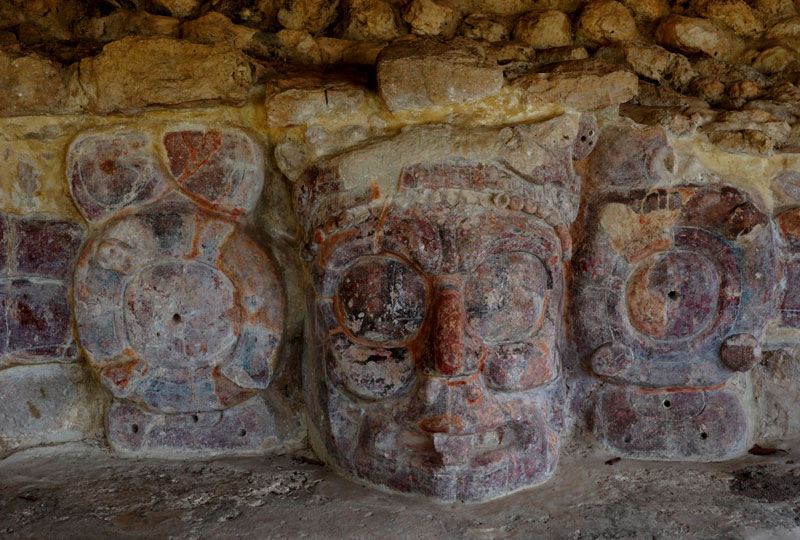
left=432, top=286, right=467, bottom=376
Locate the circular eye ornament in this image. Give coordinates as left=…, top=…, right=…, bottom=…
left=73, top=202, right=284, bottom=413
left=571, top=185, right=778, bottom=388
left=334, top=255, right=427, bottom=346
left=466, top=251, right=549, bottom=343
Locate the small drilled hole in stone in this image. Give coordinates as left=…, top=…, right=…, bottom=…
left=173, top=313, right=182, bottom=323
left=623, top=434, right=632, bottom=443
left=701, top=432, right=708, bottom=440
left=239, top=429, right=247, bottom=437
left=192, top=414, right=199, bottom=423
left=589, top=130, right=595, bottom=137
left=581, top=135, right=587, bottom=142
left=667, top=291, right=678, bottom=300
left=663, top=399, right=672, bottom=408
left=131, top=424, right=139, bottom=434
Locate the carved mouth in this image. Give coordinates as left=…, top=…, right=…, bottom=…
left=363, top=414, right=554, bottom=500
left=395, top=423, right=518, bottom=467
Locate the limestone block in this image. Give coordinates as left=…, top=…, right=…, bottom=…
left=655, top=15, right=742, bottom=61
left=278, top=0, right=340, bottom=34
left=696, top=0, right=764, bottom=38
left=180, top=11, right=259, bottom=50
left=0, top=215, right=85, bottom=367
left=514, top=59, right=638, bottom=110
left=778, top=122, right=800, bottom=151
left=341, top=0, right=406, bottom=41
left=376, top=39, right=504, bottom=111
left=485, top=41, right=536, bottom=63
left=402, top=0, right=461, bottom=38
left=0, top=364, right=103, bottom=456
left=274, top=29, right=323, bottom=64
left=316, top=36, right=386, bottom=64
left=750, top=45, right=799, bottom=74
left=576, top=0, right=638, bottom=46
left=460, top=13, right=512, bottom=42
left=212, top=0, right=282, bottom=29
left=265, top=77, right=367, bottom=126
left=620, top=104, right=715, bottom=137
left=470, top=0, right=586, bottom=14
left=151, top=0, right=202, bottom=18
left=708, top=129, right=775, bottom=154
left=75, top=10, right=180, bottom=43
left=702, top=109, right=791, bottom=155
left=0, top=49, right=80, bottom=116
left=535, top=45, right=589, bottom=64
left=750, top=0, right=799, bottom=24
left=78, top=37, right=255, bottom=114
left=729, top=79, right=760, bottom=99
left=621, top=43, right=695, bottom=88
left=620, top=0, right=669, bottom=24
left=513, top=9, right=572, bottom=49
left=631, top=81, right=709, bottom=108
left=766, top=16, right=800, bottom=39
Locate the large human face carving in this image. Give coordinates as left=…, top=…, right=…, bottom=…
left=305, top=165, right=566, bottom=502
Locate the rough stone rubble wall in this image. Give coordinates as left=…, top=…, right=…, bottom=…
left=1, top=0, right=800, bottom=502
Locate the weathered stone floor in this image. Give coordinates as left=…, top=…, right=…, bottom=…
left=1, top=439, right=799, bottom=540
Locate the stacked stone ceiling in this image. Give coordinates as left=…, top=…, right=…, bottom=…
left=1, top=0, right=800, bottom=156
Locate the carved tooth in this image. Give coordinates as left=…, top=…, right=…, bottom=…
left=493, top=193, right=510, bottom=209
left=445, top=191, right=461, bottom=206
left=462, top=191, right=479, bottom=205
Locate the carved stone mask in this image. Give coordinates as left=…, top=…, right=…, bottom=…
left=571, top=126, right=779, bottom=460
left=296, top=116, right=590, bottom=501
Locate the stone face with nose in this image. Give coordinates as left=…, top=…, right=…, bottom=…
left=304, top=159, right=572, bottom=501
left=432, top=282, right=470, bottom=377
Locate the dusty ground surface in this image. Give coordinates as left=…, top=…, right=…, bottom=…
left=1, top=438, right=799, bottom=540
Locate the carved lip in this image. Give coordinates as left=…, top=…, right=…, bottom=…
left=394, top=422, right=520, bottom=468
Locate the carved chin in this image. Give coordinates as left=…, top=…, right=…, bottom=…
left=326, top=400, right=559, bottom=502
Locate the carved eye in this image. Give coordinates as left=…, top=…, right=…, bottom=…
left=335, top=256, right=427, bottom=345
left=466, top=252, right=548, bottom=343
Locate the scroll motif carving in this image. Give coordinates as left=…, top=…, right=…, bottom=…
left=572, top=126, right=779, bottom=459
left=68, top=125, right=298, bottom=455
